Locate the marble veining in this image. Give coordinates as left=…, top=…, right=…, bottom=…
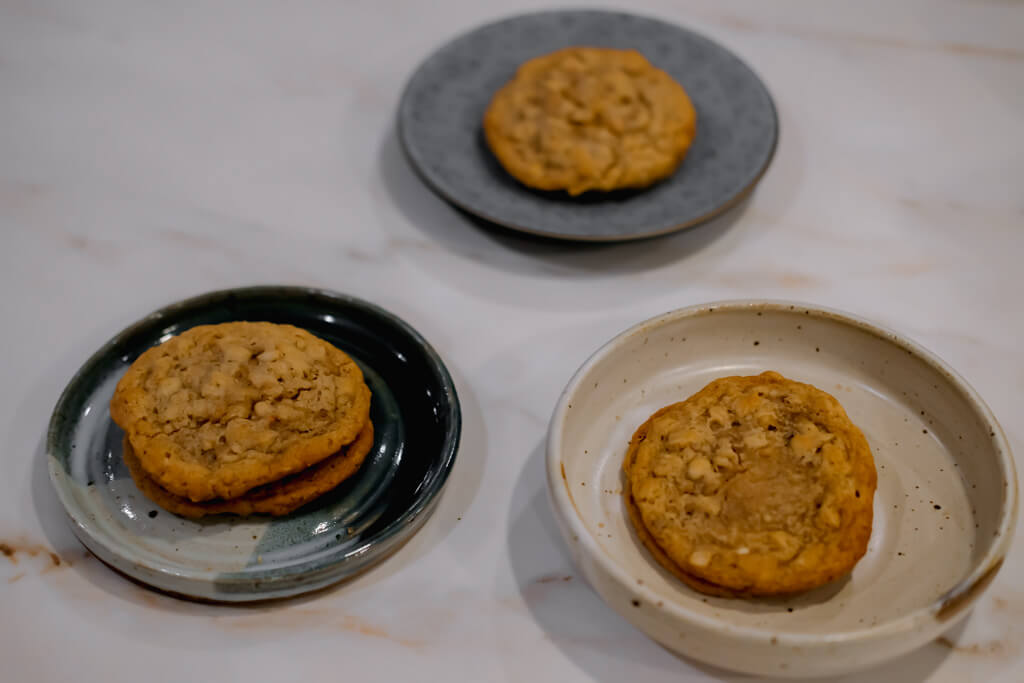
left=1, top=0, right=1022, bottom=681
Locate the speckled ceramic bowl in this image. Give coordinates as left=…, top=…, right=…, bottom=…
left=48, top=286, right=461, bottom=602
left=546, top=301, right=1016, bottom=678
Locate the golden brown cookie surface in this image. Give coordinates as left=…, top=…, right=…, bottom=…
left=623, top=484, right=740, bottom=598
left=626, top=372, right=876, bottom=595
left=483, top=47, right=696, bottom=195
left=122, top=422, right=374, bottom=518
left=110, top=322, right=371, bottom=502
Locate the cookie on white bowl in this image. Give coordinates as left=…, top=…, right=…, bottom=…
left=546, top=301, right=1016, bottom=678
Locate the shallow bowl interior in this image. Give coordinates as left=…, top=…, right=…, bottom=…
left=548, top=301, right=1015, bottom=675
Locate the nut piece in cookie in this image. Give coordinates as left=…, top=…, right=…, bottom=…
left=483, top=47, right=697, bottom=195
left=624, top=371, right=876, bottom=596
left=110, top=322, right=372, bottom=502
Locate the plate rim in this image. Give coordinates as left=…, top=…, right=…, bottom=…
left=397, top=7, right=780, bottom=243
left=46, top=285, right=462, bottom=599
left=546, top=298, right=1018, bottom=644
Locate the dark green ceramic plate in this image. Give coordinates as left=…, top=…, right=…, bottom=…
left=47, top=287, right=461, bottom=601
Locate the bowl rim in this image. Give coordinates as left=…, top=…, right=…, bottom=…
left=46, top=285, right=462, bottom=595
left=546, top=299, right=1017, bottom=645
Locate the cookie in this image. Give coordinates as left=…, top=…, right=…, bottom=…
left=110, top=322, right=371, bottom=502
left=623, top=485, right=740, bottom=598
left=122, top=422, right=374, bottom=518
left=483, top=47, right=697, bottom=195
left=625, top=372, right=876, bottom=595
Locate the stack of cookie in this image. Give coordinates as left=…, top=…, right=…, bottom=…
left=110, top=322, right=373, bottom=519
left=623, top=372, right=877, bottom=597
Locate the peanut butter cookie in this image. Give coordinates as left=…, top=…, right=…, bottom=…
left=625, top=372, right=876, bottom=596
left=110, top=322, right=371, bottom=502
left=122, top=422, right=374, bottom=518
left=623, top=484, right=740, bottom=598
left=483, top=47, right=697, bottom=195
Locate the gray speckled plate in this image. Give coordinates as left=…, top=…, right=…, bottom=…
left=399, top=9, right=778, bottom=241
left=47, top=287, right=461, bottom=602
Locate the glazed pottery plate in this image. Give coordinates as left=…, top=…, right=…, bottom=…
left=48, top=286, right=461, bottom=602
left=547, top=301, right=1016, bottom=677
left=399, top=9, right=777, bottom=241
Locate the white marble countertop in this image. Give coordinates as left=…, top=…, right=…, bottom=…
left=2, top=1, right=1022, bottom=681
